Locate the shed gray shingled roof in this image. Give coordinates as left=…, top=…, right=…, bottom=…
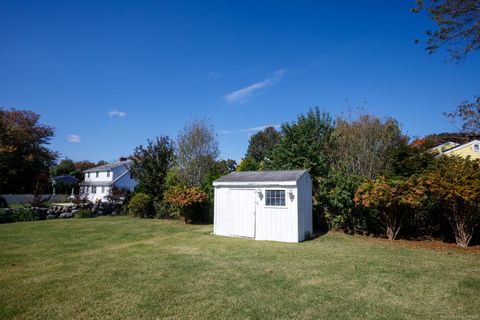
left=84, top=160, right=133, bottom=173
left=214, top=170, right=307, bottom=183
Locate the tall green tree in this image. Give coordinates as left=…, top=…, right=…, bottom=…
left=236, top=156, right=260, bottom=172
left=389, top=143, right=435, bottom=178
left=201, top=159, right=237, bottom=197
left=320, top=169, right=364, bottom=231
left=200, top=159, right=237, bottom=222
left=266, top=107, right=334, bottom=227
left=246, top=126, right=281, bottom=164
left=50, top=159, right=78, bottom=193
left=0, top=108, right=57, bottom=193
left=50, top=159, right=76, bottom=177
left=267, top=107, right=334, bottom=178
left=130, top=136, right=175, bottom=198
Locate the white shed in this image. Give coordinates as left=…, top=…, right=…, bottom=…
left=213, top=170, right=312, bottom=243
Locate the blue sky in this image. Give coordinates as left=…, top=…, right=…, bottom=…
left=1, top=1, right=479, bottom=163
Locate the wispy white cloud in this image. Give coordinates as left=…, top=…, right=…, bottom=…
left=223, top=69, right=287, bottom=104
left=108, top=110, right=127, bottom=118
left=220, top=124, right=280, bottom=134
left=207, top=71, right=223, bottom=79
left=67, top=134, right=81, bottom=143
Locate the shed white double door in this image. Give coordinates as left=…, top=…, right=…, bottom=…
left=226, top=189, right=256, bottom=238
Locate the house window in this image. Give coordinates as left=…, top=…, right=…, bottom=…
left=96, top=171, right=99, bottom=178
left=107, top=171, right=110, bottom=177
left=92, top=186, right=97, bottom=194
left=101, top=186, right=105, bottom=193
left=265, top=190, right=285, bottom=206
left=474, top=144, right=480, bottom=153
left=87, top=173, right=90, bottom=178
left=130, top=171, right=133, bottom=179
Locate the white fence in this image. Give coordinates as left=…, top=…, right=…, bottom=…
left=1, top=194, right=68, bottom=205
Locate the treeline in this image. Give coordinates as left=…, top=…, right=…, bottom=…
left=0, top=108, right=108, bottom=194
left=1, top=106, right=479, bottom=247
left=127, top=119, right=236, bottom=223
left=238, top=108, right=480, bottom=247
left=0, top=107, right=235, bottom=223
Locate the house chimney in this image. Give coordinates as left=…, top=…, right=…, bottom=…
left=119, top=157, right=128, bottom=162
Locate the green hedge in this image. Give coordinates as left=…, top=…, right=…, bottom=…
left=0, top=208, right=36, bottom=223
left=75, top=209, right=95, bottom=218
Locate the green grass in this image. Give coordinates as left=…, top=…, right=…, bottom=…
left=7, top=203, right=31, bottom=209
left=1, top=217, right=479, bottom=320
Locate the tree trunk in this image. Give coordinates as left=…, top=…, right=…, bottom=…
left=449, top=202, right=473, bottom=248
left=381, top=210, right=405, bottom=240
left=385, top=225, right=396, bottom=241
left=183, top=207, right=191, bottom=224
left=452, top=220, right=473, bottom=248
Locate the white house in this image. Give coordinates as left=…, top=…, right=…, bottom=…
left=213, top=170, right=312, bottom=243
left=79, top=159, right=137, bottom=202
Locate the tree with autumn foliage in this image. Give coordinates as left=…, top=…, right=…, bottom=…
left=0, top=108, right=57, bottom=193
left=413, top=0, right=480, bottom=62
left=418, top=156, right=480, bottom=247
left=354, top=176, right=424, bottom=240
left=164, top=185, right=208, bottom=223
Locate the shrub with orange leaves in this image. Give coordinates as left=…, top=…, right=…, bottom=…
left=165, top=185, right=208, bottom=223
left=418, top=156, right=480, bottom=247
left=354, top=176, right=423, bottom=240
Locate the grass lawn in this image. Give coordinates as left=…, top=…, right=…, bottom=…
left=7, top=203, right=31, bottom=209
left=1, top=217, right=479, bottom=320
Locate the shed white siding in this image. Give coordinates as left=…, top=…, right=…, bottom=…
left=213, top=170, right=312, bottom=243
left=297, top=173, right=313, bottom=239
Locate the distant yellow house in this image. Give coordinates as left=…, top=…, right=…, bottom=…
left=435, top=140, right=480, bottom=160
left=429, top=141, right=460, bottom=154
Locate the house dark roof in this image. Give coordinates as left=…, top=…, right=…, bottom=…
left=214, top=170, right=308, bottom=183
left=51, top=175, right=79, bottom=184
left=84, top=160, right=133, bottom=173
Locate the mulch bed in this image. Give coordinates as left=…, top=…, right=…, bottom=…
left=330, top=231, right=480, bottom=254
